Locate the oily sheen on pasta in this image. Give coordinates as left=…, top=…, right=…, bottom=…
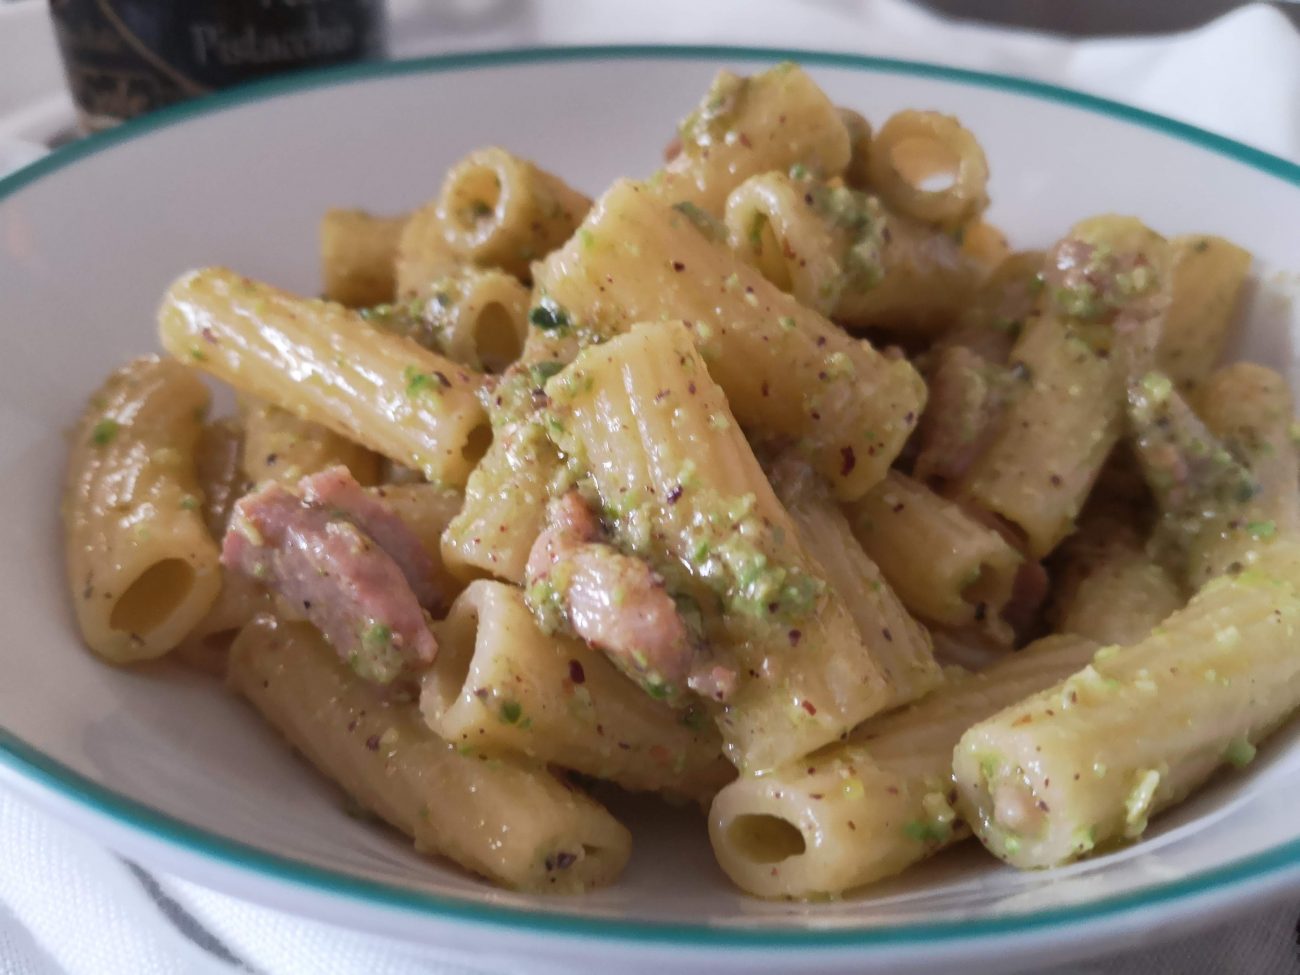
left=61, top=60, right=1300, bottom=900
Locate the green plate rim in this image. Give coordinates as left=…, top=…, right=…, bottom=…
left=3, top=44, right=1299, bottom=952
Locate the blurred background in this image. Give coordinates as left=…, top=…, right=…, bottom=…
left=916, top=0, right=1300, bottom=31
left=2, top=0, right=1299, bottom=168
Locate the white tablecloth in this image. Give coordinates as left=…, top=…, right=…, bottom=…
left=3, top=1, right=1300, bottom=972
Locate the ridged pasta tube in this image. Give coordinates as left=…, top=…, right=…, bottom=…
left=422, top=581, right=731, bottom=801
left=1156, top=235, right=1251, bottom=391
left=63, top=357, right=222, bottom=663
left=654, top=63, right=851, bottom=216
left=441, top=364, right=562, bottom=583
left=533, top=179, right=926, bottom=500
left=832, top=207, right=980, bottom=335
left=843, top=471, right=1024, bottom=640
left=158, top=268, right=491, bottom=487
left=545, top=322, right=899, bottom=771
left=230, top=615, right=632, bottom=893
left=959, top=313, right=1125, bottom=557
left=864, top=110, right=990, bottom=230
left=954, top=543, right=1300, bottom=870
left=394, top=202, right=460, bottom=300
left=367, top=482, right=466, bottom=602
left=436, top=147, right=590, bottom=280
left=1189, top=363, right=1300, bottom=586
left=319, top=208, right=406, bottom=307
left=709, top=635, right=1097, bottom=898
left=723, top=171, right=979, bottom=334
left=769, top=458, right=942, bottom=707
left=193, top=417, right=246, bottom=540
left=239, top=397, right=381, bottom=487
left=1050, top=511, right=1184, bottom=646
left=958, top=216, right=1173, bottom=556
left=368, top=267, right=530, bottom=373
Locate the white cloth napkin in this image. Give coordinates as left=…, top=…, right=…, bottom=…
left=4, top=1, right=1300, bottom=972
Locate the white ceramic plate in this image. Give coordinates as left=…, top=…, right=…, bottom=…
left=3, top=47, right=1300, bottom=975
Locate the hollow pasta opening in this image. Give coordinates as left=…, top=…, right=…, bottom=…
left=109, top=558, right=196, bottom=635
left=889, top=135, right=961, bottom=194
left=473, top=301, right=523, bottom=372
left=447, top=166, right=503, bottom=236
left=725, top=813, right=807, bottom=864
left=749, top=214, right=794, bottom=293
left=426, top=601, right=479, bottom=716
left=460, top=423, right=493, bottom=465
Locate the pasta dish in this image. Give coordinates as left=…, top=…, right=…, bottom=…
left=61, top=62, right=1300, bottom=898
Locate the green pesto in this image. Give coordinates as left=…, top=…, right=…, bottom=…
left=528, top=295, right=571, bottom=332
left=349, top=622, right=404, bottom=684
left=524, top=570, right=570, bottom=636
left=1247, top=520, right=1277, bottom=540
left=1224, top=737, right=1257, bottom=768
left=1124, top=769, right=1161, bottom=836
left=404, top=366, right=447, bottom=400
left=486, top=364, right=548, bottom=429
left=677, top=71, right=750, bottom=152
left=1049, top=242, right=1159, bottom=325
left=1128, top=370, right=1260, bottom=563
left=499, top=699, right=523, bottom=724
left=806, top=181, right=886, bottom=293
left=903, top=819, right=952, bottom=844
left=671, top=201, right=726, bottom=243
left=1072, top=825, right=1098, bottom=855
left=360, top=296, right=437, bottom=348
left=90, top=418, right=120, bottom=446
left=1051, top=285, right=1104, bottom=322
left=977, top=753, right=1001, bottom=783
left=666, top=489, right=824, bottom=624
left=528, top=360, right=565, bottom=387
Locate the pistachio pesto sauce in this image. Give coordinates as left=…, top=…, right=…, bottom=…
left=959, top=619, right=1280, bottom=870
left=361, top=294, right=444, bottom=350
left=676, top=70, right=753, bottom=156
left=793, top=172, right=889, bottom=304
left=1044, top=229, right=1167, bottom=333
left=363, top=268, right=515, bottom=370
left=1127, top=370, right=1260, bottom=564
left=967, top=722, right=1260, bottom=870
left=535, top=340, right=834, bottom=731
left=730, top=166, right=891, bottom=318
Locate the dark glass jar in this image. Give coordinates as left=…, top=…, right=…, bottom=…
left=48, top=0, right=386, bottom=131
